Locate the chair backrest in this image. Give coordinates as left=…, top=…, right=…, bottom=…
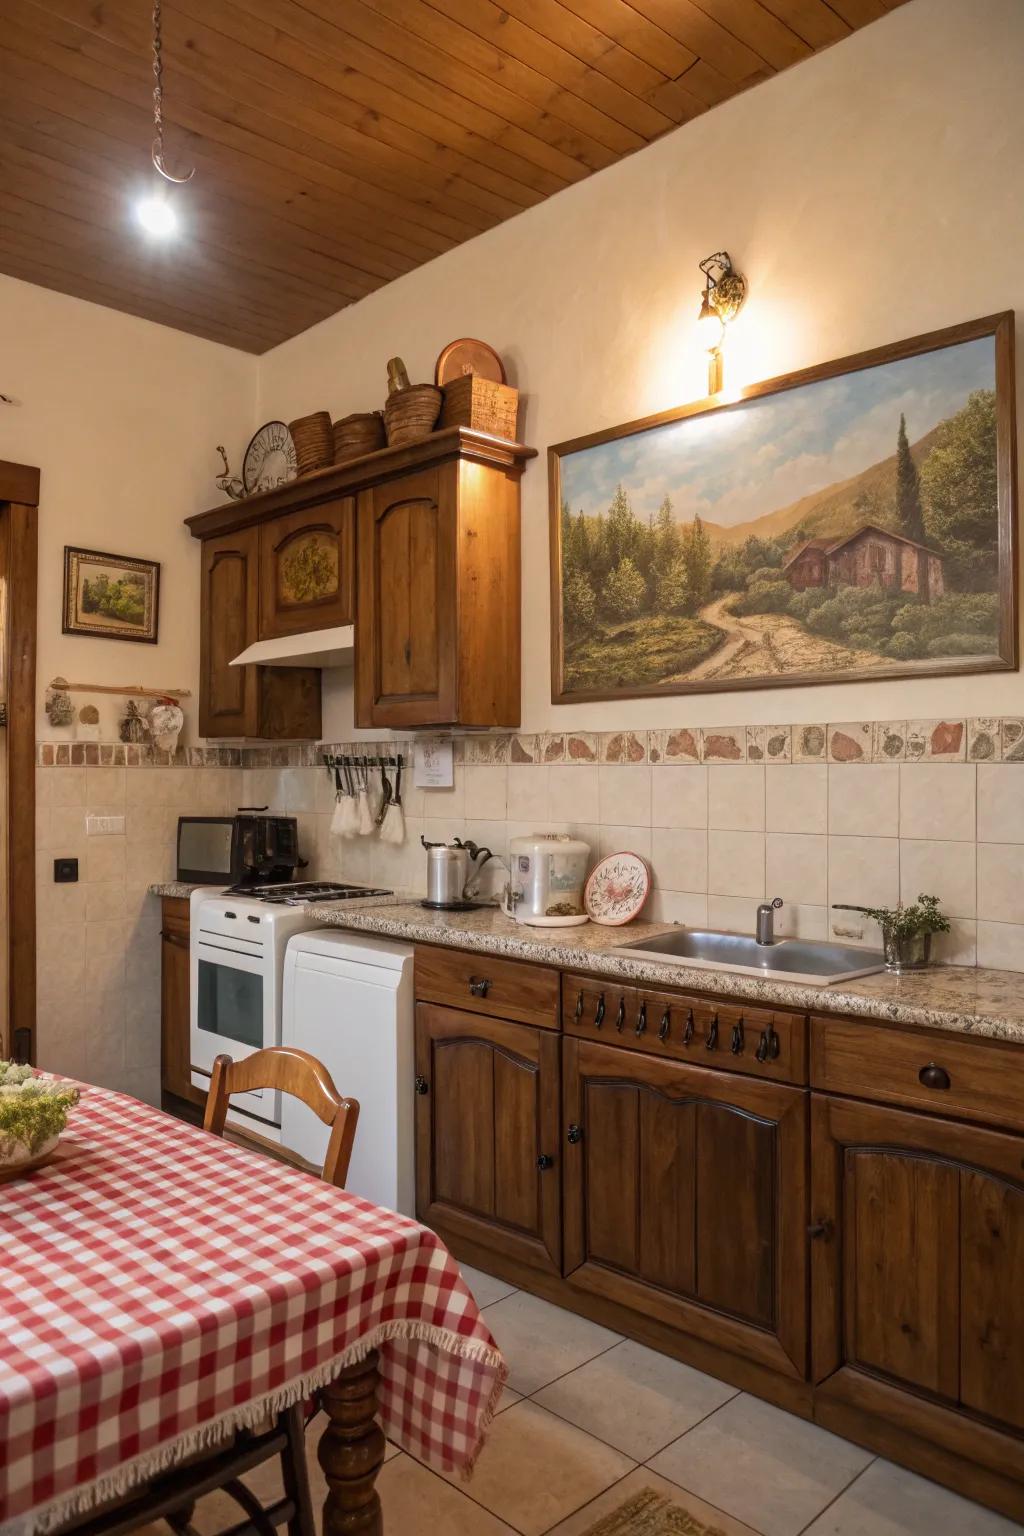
left=203, top=1046, right=359, bottom=1189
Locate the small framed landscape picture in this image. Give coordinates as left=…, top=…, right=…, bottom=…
left=62, top=546, right=160, bottom=644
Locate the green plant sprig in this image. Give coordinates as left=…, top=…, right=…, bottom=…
left=0, top=1064, right=79, bottom=1156
left=842, top=893, right=951, bottom=940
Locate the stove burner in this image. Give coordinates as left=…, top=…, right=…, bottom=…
left=226, top=880, right=393, bottom=905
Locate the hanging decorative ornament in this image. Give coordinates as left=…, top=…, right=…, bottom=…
left=45, top=678, right=74, bottom=729
left=137, top=0, right=193, bottom=235
left=150, top=698, right=185, bottom=755
left=119, top=700, right=150, bottom=745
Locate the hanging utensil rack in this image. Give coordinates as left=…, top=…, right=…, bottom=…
left=48, top=678, right=191, bottom=698
left=321, top=751, right=404, bottom=771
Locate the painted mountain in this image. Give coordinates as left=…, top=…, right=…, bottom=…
left=556, top=331, right=1005, bottom=696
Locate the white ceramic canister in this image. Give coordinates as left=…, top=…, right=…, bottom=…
left=501, top=832, right=591, bottom=926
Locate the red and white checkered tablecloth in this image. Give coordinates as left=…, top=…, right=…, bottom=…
left=0, top=1084, right=506, bottom=1535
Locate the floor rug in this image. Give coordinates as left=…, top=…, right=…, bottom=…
left=580, top=1486, right=727, bottom=1535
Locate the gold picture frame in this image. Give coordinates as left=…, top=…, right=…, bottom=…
left=62, top=546, right=160, bottom=644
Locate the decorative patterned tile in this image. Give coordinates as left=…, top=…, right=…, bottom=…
left=652, top=728, right=702, bottom=764
left=827, top=723, right=872, bottom=763
left=968, top=718, right=1002, bottom=761
left=1001, top=719, right=1024, bottom=762
left=539, top=732, right=566, bottom=763
left=792, top=724, right=827, bottom=763
left=872, top=720, right=907, bottom=762
left=906, top=719, right=966, bottom=761
left=761, top=726, right=792, bottom=763
left=509, top=734, right=541, bottom=764
left=565, top=732, right=599, bottom=763
left=701, top=727, right=745, bottom=762
left=464, top=735, right=511, bottom=765
left=600, top=730, right=648, bottom=764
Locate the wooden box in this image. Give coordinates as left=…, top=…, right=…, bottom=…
left=440, top=375, right=519, bottom=440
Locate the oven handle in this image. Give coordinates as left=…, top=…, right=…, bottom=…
left=195, top=941, right=265, bottom=971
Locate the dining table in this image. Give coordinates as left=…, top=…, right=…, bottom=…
left=0, top=1082, right=507, bottom=1536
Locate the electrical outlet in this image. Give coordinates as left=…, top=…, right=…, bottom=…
left=54, top=857, right=79, bottom=883
left=86, top=814, right=125, bottom=836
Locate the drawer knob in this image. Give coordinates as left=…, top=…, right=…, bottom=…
left=731, top=1019, right=745, bottom=1055
left=682, top=1008, right=694, bottom=1046
left=919, top=1063, right=951, bottom=1091
left=574, top=990, right=584, bottom=1020
left=468, top=976, right=491, bottom=997
left=594, top=994, right=606, bottom=1028
left=705, top=1013, right=719, bottom=1050
left=808, top=1220, right=834, bottom=1241
left=414, top=1076, right=429, bottom=1096
left=635, top=1000, right=648, bottom=1037
left=614, top=996, right=626, bottom=1032
left=658, top=1007, right=671, bottom=1042
left=756, top=1031, right=769, bottom=1063
left=567, top=1123, right=583, bottom=1145
left=536, top=1153, right=554, bottom=1171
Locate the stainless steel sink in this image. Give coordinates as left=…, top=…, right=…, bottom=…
left=610, top=929, right=885, bottom=985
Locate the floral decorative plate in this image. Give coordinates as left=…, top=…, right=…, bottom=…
left=585, top=852, right=651, bottom=926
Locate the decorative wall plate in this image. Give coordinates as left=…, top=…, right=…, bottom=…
left=242, top=421, right=297, bottom=495
left=585, top=852, right=651, bottom=926
left=434, top=338, right=507, bottom=386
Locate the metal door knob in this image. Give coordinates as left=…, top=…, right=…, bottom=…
left=919, top=1063, right=951, bottom=1090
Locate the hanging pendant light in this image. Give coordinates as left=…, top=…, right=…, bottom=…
left=136, top=0, right=194, bottom=237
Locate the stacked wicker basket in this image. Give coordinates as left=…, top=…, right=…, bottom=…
left=288, top=412, right=333, bottom=476
left=332, top=412, right=386, bottom=464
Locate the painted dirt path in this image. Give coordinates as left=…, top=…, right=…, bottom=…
left=677, top=592, right=880, bottom=682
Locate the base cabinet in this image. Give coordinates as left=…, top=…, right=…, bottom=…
left=811, top=1092, right=1024, bottom=1492
left=160, top=897, right=202, bottom=1107
left=563, top=1037, right=808, bottom=1379
left=414, top=1002, right=561, bottom=1274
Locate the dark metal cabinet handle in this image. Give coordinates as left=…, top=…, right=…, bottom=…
left=574, top=990, right=584, bottom=1020
left=705, top=1014, right=719, bottom=1050
left=160, top=930, right=189, bottom=950
left=756, top=1031, right=769, bottom=1063
left=536, top=1154, right=554, bottom=1171
left=919, top=1063, right=951, bottom=1090
left=767, top=1027, right=780, bottom=1060
left=731, top=1019, right=745, bottom=1055
left=682, top=1008, right=694, bottom=1045
left=567, top=1123, right=583, bottom=1144
left=635, top=1001, right=647, bottom=1037
left=594, top=994, right=606, bottom=1028
left=614, top=997, right=626, bottom=1032
left=414, top=1076, right=429, bottom=1095
left=808, top=1220, right=834, bottom=1241
left=658, top=1007, right=671, bottom=1042
left=468, top=976, right=491, bottom=997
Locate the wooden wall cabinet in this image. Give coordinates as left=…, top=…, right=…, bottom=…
left=160, top=896, right=202, bottom=1108
left=188, top=429, right=532, bottom=739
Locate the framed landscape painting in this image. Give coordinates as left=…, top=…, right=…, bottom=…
left=549, top=312, right=1016, bottom=702
left=63, top=546, right=160, bottom=644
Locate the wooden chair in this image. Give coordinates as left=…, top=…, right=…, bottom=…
left=203, top=1046, right=360, bottom=1189
left=62, top=1050, right=360, bottom=1536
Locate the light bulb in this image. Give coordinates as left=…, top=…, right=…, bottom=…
left=137, top=193, right=177, bottom=236
left=696, top=301, right=723, bottom=352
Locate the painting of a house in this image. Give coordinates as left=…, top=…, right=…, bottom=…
left=783, top=525, right=945, bottom=603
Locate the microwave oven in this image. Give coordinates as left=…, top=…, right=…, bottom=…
left=176, top=813, right=299, bottom=887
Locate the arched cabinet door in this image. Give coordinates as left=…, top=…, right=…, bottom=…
left=356, top=467, right=458, bottom=727
left=811, top=1093, right=1024, bottom=1476
left=562, top=1037, right=808, bottom=1380
left=258, top=498, right=354, bottom=639
left=415, top=1002, right=561, bottom=1275
left=199, top=529, right=259, bottom=737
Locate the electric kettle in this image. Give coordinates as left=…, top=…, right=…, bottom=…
left=421, top=835, right=494, bottom=909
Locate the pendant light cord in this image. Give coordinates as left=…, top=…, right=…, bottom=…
left=151, top=0, right=194, bottom=184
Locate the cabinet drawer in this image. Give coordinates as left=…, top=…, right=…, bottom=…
left=563, top=973, right=808, bottom=1085
left=812, top=1017, right=1024, bottom=1133
left=414, top=945, right=560, bottom=1029
left=161, top=896, right=190, bottom=941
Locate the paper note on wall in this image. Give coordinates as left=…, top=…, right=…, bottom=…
left=414, top=737, right=455, bottom=789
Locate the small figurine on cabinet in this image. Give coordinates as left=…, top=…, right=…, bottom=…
left=119, top=699, right=149, bottom=744
left=214, top=445, right=245, bottom=501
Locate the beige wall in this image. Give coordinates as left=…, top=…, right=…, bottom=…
left=257, top=0, right=1024, bottom=743
left=0, top=273, right=257, bottom=742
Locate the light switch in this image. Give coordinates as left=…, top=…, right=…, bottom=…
left=86, top=814, right=126, bottom=836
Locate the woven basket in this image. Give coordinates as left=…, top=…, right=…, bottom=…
left=288, top=411, right=333, bottom=476
left=384, top=384, right=442, bottom=447
left=440, top=375, right=519, bottom=440
left=332, top=411, right=386, bottom=464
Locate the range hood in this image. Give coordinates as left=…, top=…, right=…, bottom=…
left=230, top=624, right=354, bottom=669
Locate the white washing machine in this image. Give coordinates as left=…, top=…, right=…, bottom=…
left=280, top=930, right=415, bottom=1215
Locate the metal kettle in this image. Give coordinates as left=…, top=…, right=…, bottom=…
left=421, top=835, right=494, bottom=907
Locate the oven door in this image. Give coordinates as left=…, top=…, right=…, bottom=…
left=190, top=940, right=280, bottom=1129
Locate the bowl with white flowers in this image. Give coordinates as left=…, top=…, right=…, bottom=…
left=0, top=1063, right=79, bottom=1174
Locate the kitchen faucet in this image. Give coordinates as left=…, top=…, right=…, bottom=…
left=755, top=896, right=784, bottom=945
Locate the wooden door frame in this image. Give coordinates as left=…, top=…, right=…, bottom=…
left=0, top=459, right=38, bottom=1063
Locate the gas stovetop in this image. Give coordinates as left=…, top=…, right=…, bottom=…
left=225, top=880, right=394, bottom=906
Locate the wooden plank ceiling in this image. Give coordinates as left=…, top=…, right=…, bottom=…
left=0, top=0, right=907, bottom=353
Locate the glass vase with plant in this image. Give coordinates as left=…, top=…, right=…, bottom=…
left=832, top=893, right=950, bottom=972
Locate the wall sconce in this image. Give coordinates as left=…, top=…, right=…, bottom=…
left=697, top=251, right=747, bottom=394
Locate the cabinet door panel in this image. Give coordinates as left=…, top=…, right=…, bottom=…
left=564, top=1038, right=807, bottom=1378
left=258, top=498, right=354, bottom=638
left=356, top=469, right=457, bottom=727
left=200, top=530, right=258, bottom=736
left=697, top=1103, right=775, bottom=1327
left=961, top=1172, right=1024, bottom=1432
left=415, top=1003, right=560, bottom=1273
left=844, top=1148, right=959, bottom=1400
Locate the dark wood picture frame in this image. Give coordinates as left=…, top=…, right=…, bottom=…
left=62, top=545, right=160, bottom=644
left=549, top=312, right=1017, bottom=703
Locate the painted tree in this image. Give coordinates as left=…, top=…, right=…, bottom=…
left=604, top=555, right=646, bottom=619
left=682, top=514, right=713, bottom=610
left=605, top=484, right=638, bottom=570
left=895, top=412, right=926, bottom=544
left=921, top=388, right=998, bottom=589
left=563, top=569, right=597, bottom=634
left=654, top=555, right=691, bottom=615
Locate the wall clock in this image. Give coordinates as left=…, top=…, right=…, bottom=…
left=242, top=421, right=297, bottom=495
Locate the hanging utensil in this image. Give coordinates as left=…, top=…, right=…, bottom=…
left=376, top=758, right=394, bottom=828
left=380, top=754, right=405, bottom=845
left=357, top=757, right=374, bottom=835
left=339, top=756, right=360, bottom=839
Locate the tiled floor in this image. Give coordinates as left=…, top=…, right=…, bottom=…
left=194, top=1262, right=1024, bottom=1536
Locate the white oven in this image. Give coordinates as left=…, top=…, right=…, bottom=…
left=189, top=889, right=315, bottom=1135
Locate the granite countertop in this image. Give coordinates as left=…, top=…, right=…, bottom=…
left=150, top=881, right=213, bottom=899
left=303, top=900, right=1024, bottom=1046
